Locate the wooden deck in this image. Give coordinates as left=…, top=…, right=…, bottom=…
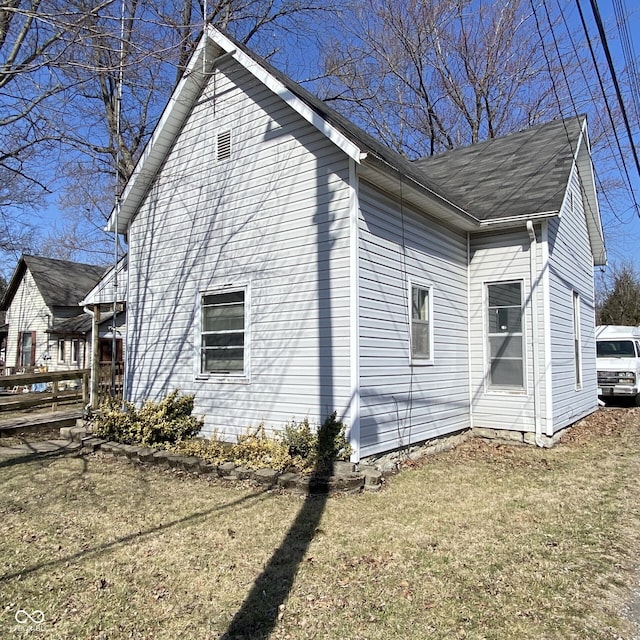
left=0, top=408, right=84, bottom=437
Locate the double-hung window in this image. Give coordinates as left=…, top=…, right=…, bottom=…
left=200, top=289, right=245, bottom=375
left=410, top=282, right=433, bottom=362
left=487, top=281, right=524, bottom=388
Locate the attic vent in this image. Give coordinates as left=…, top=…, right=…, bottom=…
left=217, top=130, right=231, bottom=161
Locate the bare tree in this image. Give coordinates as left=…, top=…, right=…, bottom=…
left=597, top=262, right=640, bottom=326
left=41, top=0, right=332, bottom=261
left=0, top=0, right=117, bottom=265
left=318, top=0, right=580, bottom=158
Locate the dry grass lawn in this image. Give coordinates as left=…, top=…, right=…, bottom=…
left=1, top=408, right=639, bottom=639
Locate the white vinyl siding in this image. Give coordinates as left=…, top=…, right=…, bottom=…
left=469, top=230, right=537, bottom=433
left=5, top=270, right=50, bottom=371
left=357, top=182, right=470, bottom=458
left=125, top=59, right=352, bottom=440
left=547, top=166, right=597, bottom=431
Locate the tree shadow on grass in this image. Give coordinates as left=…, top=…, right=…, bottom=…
left=221, top=443, right=340, bottom=640
left=0, top=489, right=270, bottom=583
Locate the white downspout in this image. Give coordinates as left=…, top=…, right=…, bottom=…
left=526, top=221, right=544, bottom=447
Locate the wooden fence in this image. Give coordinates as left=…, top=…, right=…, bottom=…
left=0, top=369, right=90, bottom=412
left=96, top=362, right=124, bottom=406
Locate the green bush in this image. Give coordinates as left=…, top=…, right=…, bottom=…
left=282, top=412, right=352, bottom=473
left=231, top=423, right=292, bottom=471
left=91, top=390, right=203, bottom=446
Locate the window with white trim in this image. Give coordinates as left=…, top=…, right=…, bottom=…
left=487, top=281, right=524, bottom=388
left=200, top=289, right=245, bottom=375
left=410, top=283, right=433, bottom=362
left=71, top=339, right=80, bottom=365
left=573, top=291, right=582, bottom=388
left=57, top=338, right=66, bottom=364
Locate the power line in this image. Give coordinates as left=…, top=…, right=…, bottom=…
left=587, top=0, right=640, bottom=215
left=574, top=0, right=640, bottom=218
left=612, top=0, right=640, bottom=126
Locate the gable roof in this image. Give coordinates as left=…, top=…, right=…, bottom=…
left=0, top=255, right=107, bottom=312
left=414, top=117, right=582, bottom=221
left=107, top=25, right=605, bottom=265
left=413, top=115, right=606, bottom=265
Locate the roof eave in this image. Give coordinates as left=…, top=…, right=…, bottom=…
left=359, top=154, right=480, bottom=231
left=576, top=119, right=607, bottom=266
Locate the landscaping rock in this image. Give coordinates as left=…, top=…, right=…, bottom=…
left=110, top=443, right=129, bottom=458
left=179, top=456, right=201, bottom=473
left=253, top=468, right=279, bottom=486
left=152, top=450, right=173, bottom=466
left=166, top=454, right=188, bottom=468
left=304, top=474, right=364, bottom=495
left=277, top=472, right=301, bottom=489
left=123, top=445, right=144, bottom=460
left=232, top=466, right=253, bottom=480
left=360, top=467, right=383, bottom=486
left=137, top=447, right=157, bottom=464
left=81, top=437, right=104, bottom=453
left=198, top=462, right=217, bottom=475
left=217, top=461, right=236, bottom=477
left=332, top=460, right=356, bottom=476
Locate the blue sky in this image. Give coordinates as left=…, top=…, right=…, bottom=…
left=21, top=0, right=640, bottom=280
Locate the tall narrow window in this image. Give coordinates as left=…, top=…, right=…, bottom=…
left=201, top=289, right=245, bottom=375
left=487, top=282, right=524, bottom=388
left=57, top=338, right=66, bottom=364
left=573, top=291, right=582, bottom=388
left=18, top=331, right=36, bottom=367
left=410, top=283, right=432, bottom=361
left=71, top=339, right=80, bottom=365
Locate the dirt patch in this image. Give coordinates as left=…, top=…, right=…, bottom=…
left=559, top=407, right=640, bottom=446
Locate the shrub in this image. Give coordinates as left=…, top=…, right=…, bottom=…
left=167, top=432, right=230, bottom=465
left=231, top=423, right=292, bottom=471
left=91, top=390, right=204, bottom=446
left=281, top=412, right=352, bottom=473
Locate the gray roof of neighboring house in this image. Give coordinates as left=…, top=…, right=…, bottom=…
left=48, top=315, right=93, bottom=335
left=0, top=255, right=107, bottom=312
left=412, top=116, right=585, bottom=221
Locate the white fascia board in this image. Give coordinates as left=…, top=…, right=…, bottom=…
left=478, top=210, right=559, bottom=229
left=206, top=26, right=362, bottom=164
left=575, top=120, right=607, bottom=267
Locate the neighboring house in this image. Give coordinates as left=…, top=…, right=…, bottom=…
left=0, top=256, right=107, bottom=374
left=104, top=26, right=606, bottom=461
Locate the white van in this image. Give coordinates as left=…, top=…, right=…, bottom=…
left=595, top=325, right=640, bottom=406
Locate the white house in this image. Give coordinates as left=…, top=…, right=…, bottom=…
left=1, top=255, right=106, bottom=374
left=104, top=26, right=606, bottom=461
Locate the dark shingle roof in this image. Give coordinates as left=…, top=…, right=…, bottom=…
left=48, top=314, right=93, bottom=335
left=413, top=116, right=584, bottom=221
left=1, top=256, right=107, bottom=311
